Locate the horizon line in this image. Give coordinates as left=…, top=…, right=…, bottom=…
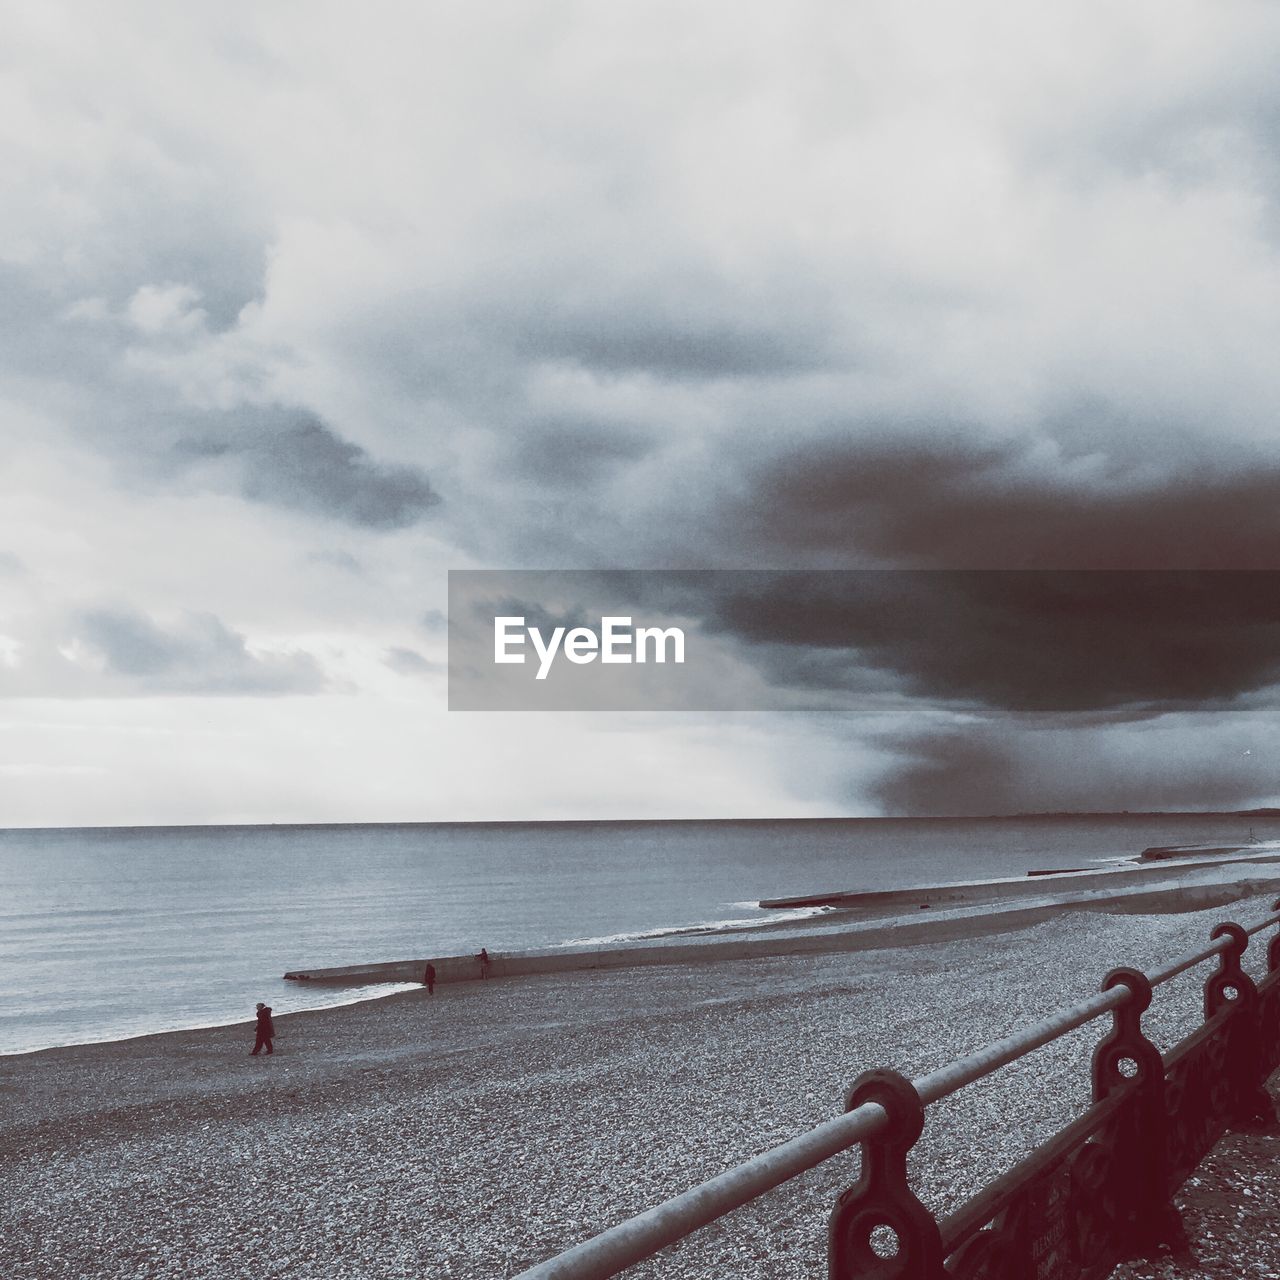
left=4, top=807, right=1280, bottom=835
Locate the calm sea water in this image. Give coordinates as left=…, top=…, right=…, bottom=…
left=3, top=813, right=1277, bottom=1056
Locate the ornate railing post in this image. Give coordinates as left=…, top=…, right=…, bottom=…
left=1203, top=922, right=1274, bottom=1129
left=1091, top=967, right=1184, bottom=1256
left=828, top=1070, right=944, bottom=1280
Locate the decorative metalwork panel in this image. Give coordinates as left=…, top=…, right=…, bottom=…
left=1260, top=972, right=1280, bottom=1075
left=943, top=1108, right=1130, bottom=1280
left=1163, top=1023, right=1227, bottom=1189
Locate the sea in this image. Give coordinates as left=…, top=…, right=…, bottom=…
left=3, top=812, right=1278, bottom=1057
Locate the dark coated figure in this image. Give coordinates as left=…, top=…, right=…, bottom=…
left=251, top=1002, right=274, bottom=1056
left=423, top=962, right=436, bottom=994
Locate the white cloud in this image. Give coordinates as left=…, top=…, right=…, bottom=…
left=125, top=283, right=207, bottom=336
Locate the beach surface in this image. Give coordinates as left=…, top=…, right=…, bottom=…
left=4, top=891, right=1279, bottom=1279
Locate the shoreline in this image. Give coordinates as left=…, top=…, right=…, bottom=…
left=7, top=807, right=1280, bottom=834
left=11, top=859, right=1280, bottom=1063
left=0, top=979, right=425, bottom=1062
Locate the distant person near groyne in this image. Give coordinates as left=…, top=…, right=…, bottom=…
left=477, top=948, right=492, bottom=979
left=423, top=963, right=436, bottom=994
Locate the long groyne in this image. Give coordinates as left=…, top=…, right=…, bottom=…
left=758, top=847, right=1280, bottom=910
left=283, top=864, right=1280, bottom=988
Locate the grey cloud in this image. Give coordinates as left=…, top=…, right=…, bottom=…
left=384, top=646, right=441, bottom=676
left=19, top=119, right=269, bottom=329
left=462, top=245, right=840, bottom=384
left=0, top=265, right=123, bottom=386
left=501, top=311, right=827, bottom=381
left=181, top=414, right=440, bottom=530
left=506, top=417, right=656, bottom=486
left=1, top=262, right=438, bottom=536
left=304, top=549, right=366, bottom=575
left=0, top=552, right=24, bottom=576
left=1020, top=43, right=1280, bottom=203
left=72, top=607, right=324, bottom=695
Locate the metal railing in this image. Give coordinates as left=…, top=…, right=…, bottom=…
left=513, top=900, right=1280, bottom=1280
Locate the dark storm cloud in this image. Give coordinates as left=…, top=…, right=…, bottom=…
left=873, top=727, right=1280, bottom=816
left=73, top=607, right=324, bottom=695
left=179, top=414, right=440, bottom=530
left=872, top=734, right=1027, bottom=817
left=732, top=434, right=1280, bottom=569
left=689, top=570, right=1280, bottom=714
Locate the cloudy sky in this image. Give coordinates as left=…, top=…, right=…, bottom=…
left=4, top=0, right=1280, bottom=825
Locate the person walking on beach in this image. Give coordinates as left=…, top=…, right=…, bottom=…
left=423, top=962, right=436, bottom=994
left=477, top=948, right=492, bottom=979
left=251, top=1002, right=274, bottom=1056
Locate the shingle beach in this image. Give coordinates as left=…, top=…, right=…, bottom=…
left=3, top=894, right=1278, bottom=1280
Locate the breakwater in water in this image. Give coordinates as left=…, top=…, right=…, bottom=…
left=758, top=847, right=1280, bottom=909
left=284, top=866, right=1280, bottom=988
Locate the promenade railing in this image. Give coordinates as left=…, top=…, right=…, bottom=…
left=513, top=900, right=1280, bottom=1280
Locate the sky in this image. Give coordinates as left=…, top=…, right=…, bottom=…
left=4, top=0, right=1280, bottom=825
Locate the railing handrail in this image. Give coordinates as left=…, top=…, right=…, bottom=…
left=1245, top=910, right=1280, bottom=938
left=513, top=1102, right=890, bottom=1280
left=511, top=903, right=1280, bottom=1280
left=913, top=985, right=1124, bottom=1106
left=1145, top=934, right=1230, bottom=987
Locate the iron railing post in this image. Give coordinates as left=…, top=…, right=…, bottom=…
left=1203, top=922, right=1274, bottom=1129
left=828, top=1070, right=944, bottom=1280
left=1091, top=966, right=1185, bottom=1256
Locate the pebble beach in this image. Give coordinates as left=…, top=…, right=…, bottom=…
left=3, top=893, right=1279, bottom=1279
